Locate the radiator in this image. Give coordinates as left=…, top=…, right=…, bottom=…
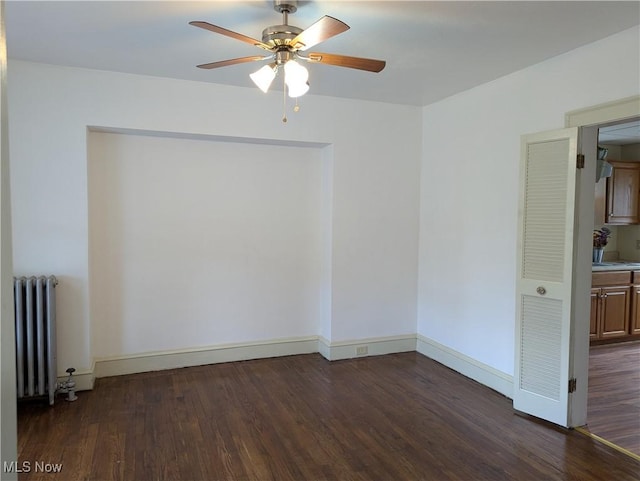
left=14, top=276, right=58, bottom=405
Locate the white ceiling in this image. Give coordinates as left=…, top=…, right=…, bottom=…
left=599, top=120, right=640, bottom=145
left=4, top=1, right=640, bottom=107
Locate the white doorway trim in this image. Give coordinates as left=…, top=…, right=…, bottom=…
left=564, top=95, right=640, bottom=427
left=0, top=1, right=18, bottom=476
left=566, top=96, right=640, bottom=128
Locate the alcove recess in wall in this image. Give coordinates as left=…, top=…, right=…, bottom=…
left=87, top=129, right=331, bottom=360
left=596, top=141, right=640, bottom=261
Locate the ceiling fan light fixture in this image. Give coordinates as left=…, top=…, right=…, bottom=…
left=284, top=59, right=308, bottom=83
left=287, top=80, right=309, bottom=98
left=284, top=59, right=309, bottom=97
left=191, top=1, right=385, bottom=118
left=250, top=63, right=277, bottom=93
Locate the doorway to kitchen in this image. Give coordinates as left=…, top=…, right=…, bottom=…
left=560, top=95, right=640, bottom=458
left=586, top=116, right=640, bottom=457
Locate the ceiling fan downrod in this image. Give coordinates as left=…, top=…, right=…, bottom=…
left=262, top=1, right=303, bottom=52
left=274, top=0, right=298, bottom=24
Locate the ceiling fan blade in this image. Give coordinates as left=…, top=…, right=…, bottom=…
left=196, top=56, right=270, bottom=70
left=289, top=16, right=350, bottom=51
left=306, top=52, right=386, bottom=73
left=189, top=21, right=272, bottom=52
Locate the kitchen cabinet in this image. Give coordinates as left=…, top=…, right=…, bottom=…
left=590, top=288, right=599, bottom=339
left=590, top=270, right=632, bottom=342
left=590, top=285, right=630, bottom=340
left=605, top=161, right=640, bottom=225
left=630, top=284, right=640, bottom=335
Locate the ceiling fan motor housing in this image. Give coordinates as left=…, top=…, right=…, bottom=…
left=262, top=24, right=303, bottom=48
left=275, top=50, right=294, bottom=66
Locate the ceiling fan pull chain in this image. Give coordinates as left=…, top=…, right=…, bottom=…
left=282, top=74, right=288, bottom=123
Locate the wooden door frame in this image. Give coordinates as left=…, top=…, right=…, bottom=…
left=565, top=95, right=640, bottom=427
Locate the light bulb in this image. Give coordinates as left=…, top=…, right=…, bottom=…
left=250, top=64, right=277, bottom=93
left=284, top=60, right=309, bottom=98
left=284, top=60, right=308, bottom=84
left=287, top=81, right=309, bottom=98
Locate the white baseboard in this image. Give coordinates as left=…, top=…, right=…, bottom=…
left=91, top=334, right=416, bottom=383
left=74, top=334, right=513, bottom=402
left=317, top=336, right=331, bottom=359
left=318, top=335, right=417, bottom=361
left=94, top=336, right=319, bottom=379
left=416, top=335, right=513, bottom=398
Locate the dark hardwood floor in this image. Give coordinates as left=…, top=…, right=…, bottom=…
left=587, top=340, right=640, bottom=456
left=18, top=352, right=640, bottom=481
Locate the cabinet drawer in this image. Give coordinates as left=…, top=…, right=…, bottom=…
left=592, top=271, right=632, bottom=287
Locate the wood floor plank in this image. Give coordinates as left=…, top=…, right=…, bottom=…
left=17, top=352, right=640, bottom=480
left=587, top=341, right=640, bottom=456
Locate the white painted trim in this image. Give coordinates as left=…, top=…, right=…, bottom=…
left=0, top=5, right=18, bottom=474
left=318, top=336, right=331, bottom=360
left=94, top=336, right=319, bottom=379
left=565, top=95, right=640, bottom=128
left=71, top=334, right=514, bottom=404
left=320, top=334, right=417, bottom=361
left=416, top=335, right=513, bottom=399
left=90, top=334, right=417, bottom=382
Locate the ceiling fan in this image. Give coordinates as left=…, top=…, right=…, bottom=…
left=190, top=0, right=386, bottom=101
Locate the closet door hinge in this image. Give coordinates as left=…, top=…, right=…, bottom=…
left=568, top=378, right=577, bottom=393
left=576, top=154, right=585, bottom=169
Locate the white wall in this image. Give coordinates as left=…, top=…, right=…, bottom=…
left=88, top=131, right=325, bottom=357
left=418, top=26, right=640, bottom=376
left=8, top=61, right=421, bottom=376
left=616, top=225, right=640, bottom=261
left=621, top=143, right=640, bottom=160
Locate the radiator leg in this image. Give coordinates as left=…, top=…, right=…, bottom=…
left=57, top=367, right=78, bottom=402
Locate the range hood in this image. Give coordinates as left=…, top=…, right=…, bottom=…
left=596, top=146, right=612, bottom=182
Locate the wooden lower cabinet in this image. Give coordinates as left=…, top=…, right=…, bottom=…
left=590, top=285, right=631, bottom=341
left=600, top=286, right=630, bottom=338
left=590, top=288, right=599, bottom=339
left=631, top=285, right=640, bottom=335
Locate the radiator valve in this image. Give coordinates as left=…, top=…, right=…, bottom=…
left=57, top=367, right=78, bottom=402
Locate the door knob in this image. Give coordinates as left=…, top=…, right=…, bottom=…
left=536, top=286, right=546, bottom=296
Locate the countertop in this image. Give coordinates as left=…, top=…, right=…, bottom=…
left=592, top=261, right=640, bottom=272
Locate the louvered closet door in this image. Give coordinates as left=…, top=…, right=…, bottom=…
left=514, top=128, right=579, bottom=427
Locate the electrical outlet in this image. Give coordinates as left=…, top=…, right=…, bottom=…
left=636, top=240, right=640, bottom=250
left=356, top=346, right=368, bottom=356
